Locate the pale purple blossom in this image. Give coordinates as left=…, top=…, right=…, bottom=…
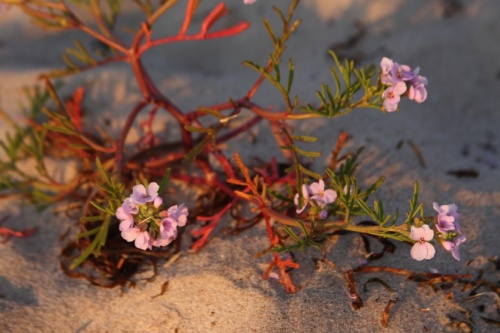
left=382, top=81, right=407, bottom=112
left=152, top=217, right=178, bottom=247
left=309, top=179, right=337, bottom=207
left=442, top=235, right=466, bottom=261
left=160, top=217, right=178, bottom=239
left=131, top=182, right=159, bottom=204
left=294, top=184, right=310, bottom=214
left=408, top=74, right=428, bottom=103
left=433, top=202, right=461, bottom=233
left=391, top=63, right=415, bottom=82
left=410, top=225, right=435, bottom=261
left=167, top=204, right=189, bottom=227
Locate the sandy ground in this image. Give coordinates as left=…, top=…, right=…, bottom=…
left=1, top=0, right=499, bottom=332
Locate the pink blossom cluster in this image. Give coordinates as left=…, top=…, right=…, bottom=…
left=116, top=182, right=188, bottom=250
left=409, top=203, right=465, bottom=261
left=294, top=179, right=337, bottom=219
left=380, top=57, right=428, bottom=112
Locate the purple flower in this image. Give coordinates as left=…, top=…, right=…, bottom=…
left=442, top=235, right=466, bottom=261
left=408, top=74, right=428, bottom=103
left=131, top=182, right=159, bottom=204
left=122, top=227, right=152, bottom=250
left=433, top=202, right=461, bottom=233
left=382, top=81, right=407, bottom=112
left=319, top=209, right=328, bottom=219
left=410, top=225, right=435, bottom=261
left=167, top=204, right=189, bottom=227
left=294, top=184, right=310, bottom=214
left=309, top=179, right=337, bottom=207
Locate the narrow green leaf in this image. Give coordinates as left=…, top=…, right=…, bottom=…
left=295, top=147, right=321, bottom=158
left=291, top=135, right=318, bottom=143
left=95, top=157, right=111, bottom=186
left=297, top=164, right=322, bottom=180
left=158, top=168, right=171, bottom=194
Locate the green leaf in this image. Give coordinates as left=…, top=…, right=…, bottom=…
left=158, top=168, right=171, bottom=194
left=295, top=147, right=321, bottom=158
left=291, top=135, right=317, bottom=143
left=95, top=157, right=111, bottom=186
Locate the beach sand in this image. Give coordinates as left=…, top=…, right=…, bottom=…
left=1, top=1, right=499, bottom=332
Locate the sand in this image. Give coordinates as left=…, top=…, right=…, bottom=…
left=1, top=0, right=499, bottom=332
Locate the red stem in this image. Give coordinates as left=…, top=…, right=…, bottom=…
left=114, top=99, right=149, bottom=172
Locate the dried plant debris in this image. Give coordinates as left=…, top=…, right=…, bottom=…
left=447, top=169, right=479, bottom=178
left=151, top=281, right=169, bottom=299
left=381, top=297, right=399, bottom=328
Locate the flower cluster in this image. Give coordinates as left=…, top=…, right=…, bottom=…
left=380, top=57, right=428, bottom=112
left=433, top=202, right=466, bottom=261
left=409, top=202, right=466, bottom=261
left=116, top=182, right=188, bottom=250
left=294, top=180, right=337, bottom=219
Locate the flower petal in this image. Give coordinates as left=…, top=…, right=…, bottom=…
left=421, top=224, right=434, bottom=241
left=134, top=231, right=151, bottom=250
left=147, top=182, right=159, bottom=197
left=119, top=218, right=134, bottom=232
left=116, top=207, right=129, bottom=221
left=423, top=242, right=435, bottom=260
left=122, top=227, right=139, bottom=242
left=410, top=243, right=427, bottom=261
left=153, top=197, right=163, bottom=208
left=131, top=184, right=148, bottom=204
left=322, top=189, right=337, bottom=204
left=410, top=226, right=424, bottom=241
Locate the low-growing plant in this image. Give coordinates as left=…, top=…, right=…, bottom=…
left=0, top=0, right=466, bottom=293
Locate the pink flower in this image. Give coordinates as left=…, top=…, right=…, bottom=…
left=293, top=184, right=310, bottom=214
left=382, top=81, right=407, bottom=112
left=309, top=179, right=337, bottom=207
left=380, top=57, right=394, bottom=85
left=244, top=0, right=257, bottom=4
left=410, top=225, right=435, bottom=261
left=131, top=182, right=159, bottom=204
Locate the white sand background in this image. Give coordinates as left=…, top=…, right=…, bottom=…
left=1, top=0, right=499, bottom=332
